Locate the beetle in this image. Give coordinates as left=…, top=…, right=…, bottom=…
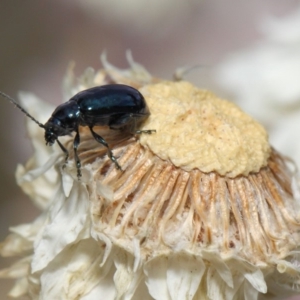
left=0, top=84, right=155, bottom=178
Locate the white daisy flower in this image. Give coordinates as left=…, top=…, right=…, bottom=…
left=1, top=54, right=300, bottom=300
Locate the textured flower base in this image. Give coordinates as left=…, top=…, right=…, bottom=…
left=1, top=54, right=300, bottom=300
left=90, top=140, right=300, bottom=263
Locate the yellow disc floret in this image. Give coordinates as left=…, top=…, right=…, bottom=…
left=139, top=81, right=270, bottom=177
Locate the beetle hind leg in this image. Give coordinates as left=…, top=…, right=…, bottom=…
left=135, top=129, right=156, bottom=134
left=89, top=126, right=122, bottom=170
left=109, top=114, right=156, bottom=135
left=124, top=117, right=156, bottom=135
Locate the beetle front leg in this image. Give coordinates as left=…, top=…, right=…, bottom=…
left=56, top=139, right=69, bottom=165
left=73, top=129, right=82, bottom=179
left=56, top=139, right=69, bottom=175
left=89, top=126, right=122, bottom=170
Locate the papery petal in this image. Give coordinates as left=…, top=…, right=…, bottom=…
left=32, top=180, right=90, bottom=272
left=114, top=250, right=144, bottom=300
left=145, top=257, right=171, bottom=300
left=0, top=256, right=30, bottom=278
left=244, top=269, right=266, bottom=294
left=8, top=277, right=29, bottom=298
left=100, top=51, right=153, bottom=86
left=202, top=251, right=233, bottom=289
left=1, top=213, right=47, bottom=257
left=166, top=254, right=205, bottom=300
left=38, top=239, right=113, bottom=299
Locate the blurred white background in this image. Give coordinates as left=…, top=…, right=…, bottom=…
left=0, top=1, right=300, bottom=299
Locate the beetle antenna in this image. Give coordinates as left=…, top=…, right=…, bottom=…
left=0, top=91, right=46, bottom=129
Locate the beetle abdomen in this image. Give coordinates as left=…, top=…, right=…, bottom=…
left=74, top=84, right=149, bottom=116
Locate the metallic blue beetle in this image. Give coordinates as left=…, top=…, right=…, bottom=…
left=1, top=84, right=155, bottom=178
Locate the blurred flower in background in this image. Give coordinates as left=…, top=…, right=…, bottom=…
left=216, top=6, right=300, bottom=169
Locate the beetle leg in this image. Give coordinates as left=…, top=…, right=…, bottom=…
left=128, top=115, right=156, bottom=135
left=133, top=119, right=156, bottom=135
left=89, top=126, right=122, bottom=170
left=135, top=129, right=156, bottom=134
left=73, top=128, right=82, bottom=179
left=56, top=138, right=69, bottom=163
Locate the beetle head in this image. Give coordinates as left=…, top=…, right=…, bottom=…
left=45, top=129, right=57, bottom=145
left=44, top=117, right=71, bottom=145
left=44, top=118, right=61, bottom=145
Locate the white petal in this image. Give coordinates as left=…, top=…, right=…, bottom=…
left=16, top=164, right=57, bottom=210
left=244, top=269, right=267, bottom=294
left=243, top=280, right=259, bottom=300
left=17, top=153, right=62, bottom=183
left=8, top=277, right=29, bottom=298
left=202, top=251, right=233, bottom=288
left=61, top=168, right=74, bottom=197
left=206, top=266, right=225, bottom=300
left=166, top=254, right=205, bottom=300
left=18, top=92, right=54, bottom=123
left=1, top=213, right=47, bottom=257
left=32, top=181, right=90, bottom=272
left=100, top=52, right=152, bottom=84
left=145, top=256, right=171, bottom=300
left=39, top=239, right=116, bottom=300
left=0, top=256, right=30, bottom=278
left=0, top=232, right=32, bottom=257
left=114, top=250, right=144, bottom=300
